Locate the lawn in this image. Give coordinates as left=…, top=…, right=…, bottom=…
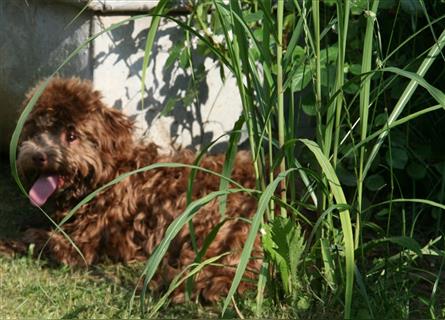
left=0, top=162, right=289, bottom=319
left=0, top=161, right=225, bottom=318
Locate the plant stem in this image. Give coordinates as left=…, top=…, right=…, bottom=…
left=364, top=27, right=445, bottom=176
left=357, top=0, right=379, bottom=250
left=331, top=0, right=349, bottom=168
left=312, top=0, right=323, bottom=150
left=277, top=0, right=287, bottom=217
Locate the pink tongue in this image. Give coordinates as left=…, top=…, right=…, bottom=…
left=29, top=175, right=59, bottom=207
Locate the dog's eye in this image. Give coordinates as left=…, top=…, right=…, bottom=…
left=67, top=131, right=77, bottom=143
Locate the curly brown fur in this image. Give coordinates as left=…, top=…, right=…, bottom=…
left=15, top=77, right=261, bottom=303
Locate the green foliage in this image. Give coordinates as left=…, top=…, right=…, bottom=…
left=153, top=0, right=445, bottom=317
left=8, top=0, right=445, bottom=318
left=262, top=217, right=306, bottom=299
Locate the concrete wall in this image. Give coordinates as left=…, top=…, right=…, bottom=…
left=92, top=16, right=242, bottom=152
left=0, top=0, right=242, bottom=156
left=0, top=0, right=93, bottom=155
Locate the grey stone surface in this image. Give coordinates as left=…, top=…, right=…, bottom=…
left=0, top=0, right=93, bottom=155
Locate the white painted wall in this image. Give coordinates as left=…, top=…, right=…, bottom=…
left=92, top=16, right=242, bottom=152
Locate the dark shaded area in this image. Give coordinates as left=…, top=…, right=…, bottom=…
left=0, top=0, right=93, bottom=156
left=0, top=161, right=47, bottom=240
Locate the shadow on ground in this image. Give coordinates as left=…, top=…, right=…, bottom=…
left=0, top=161, right=47, bottom=240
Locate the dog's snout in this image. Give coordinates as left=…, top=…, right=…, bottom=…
left=32, top=152, right=48, bottom=167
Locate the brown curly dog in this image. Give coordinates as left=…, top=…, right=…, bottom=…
left=15, top=77, right=261, bottom=302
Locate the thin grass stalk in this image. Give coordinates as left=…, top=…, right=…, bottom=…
left=263, top=0, right=275, bottom=218
left=357, top=0, right=379, bottom=250
left=140, top=0, right=169, bottom=110
left=287, top=91, right=296, bottom=206
left=363, top=28, right=445, bottom=176
left=221, top=168, right=298, bottom=316
left=331, top=0, right=349, bottom=168
left=213, top=1, right=263, bottom=189
left=300, top=139, right=354, bottom=319
left=276, top=0, right=287, bottom=217
left=312, top=0, right=323, bottom=150
left=338, top=15, right=445, bottom=152
left=255, top=260, right=269, bottom=317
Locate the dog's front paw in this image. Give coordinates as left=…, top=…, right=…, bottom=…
left=22, top=228, right=50, bottom=247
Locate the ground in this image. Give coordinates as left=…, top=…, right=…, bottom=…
left=0, top=161, right=273, bottom=319
left=0, top=161, right=207, bottom=318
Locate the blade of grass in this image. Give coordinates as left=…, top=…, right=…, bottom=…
left=341, top=104, right=443, bottom=161
left=221, top=168, right=297, bottom=316
left=276, top=0, right=287, bottom=217
left=140, top=0, right=170, bottom=110
left=363, top=28, right=445, bottom=176
left=300, top=138, right=354, bottom=320
left=218, top=115, right=245, bottom=218
left=212, top=0, right=262, bottom=186
left=331, top=0, right=349, bottom=167
left=357, top=0, right=379, bottom=252
left=255, top=259, right=269, bottom=317
left=148, top=253, right=229, bottom=317
left=312, top=0, right=323, bottom=151
left=140, top=187, right=249, bottom=315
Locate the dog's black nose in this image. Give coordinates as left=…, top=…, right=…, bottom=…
left=32, top=152, right=48, bottom=167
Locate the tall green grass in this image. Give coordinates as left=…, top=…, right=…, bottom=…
left=10, top=0, right=445, bottom=318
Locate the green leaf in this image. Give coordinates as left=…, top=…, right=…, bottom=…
left=140, top=0, right=170, bottom=110
left=374, top=113, right=388, bottom=127
left=160, top=98, right=177, bottom=116
left=164, top=44, right=182, bottom=71
left=343, top=81, right=360, bottom=95
left=349, top=63, right=362, bottom=75
left=299, top=139, right=354, bottom=317
left=350, top=0, right=367, bottom=15
left=302, top=103, right=317, bottom=116
left=218, top=115, right=245, bottom=217
left=262, top=224, right=290, bottom=293
left=400, top=0, right=423, bottom=15
left=407, top=162, right=427, bottom=180
left=321, top=64, right=337, bottom=89
left=222, top=169, right=296, bottom=315
left=336, top=164, right=357, bottom=187
left=320, top=238, right=336, bottom=289
left=291, top=64, right=312, bottom=92
left=365, top=174, right=386, bottom=191
left=319, top=45, right=339, bottom=64
left=262, top=217, right=306, bottom=295
left=179, top=48, right=190, bottom=69
left=387, top=236, right=422, bottom=255
left=243, top=10, right=264, bottom=24
left=363, top=236, right=423, bottom=256
left=386, top=147, right=408, bottom=170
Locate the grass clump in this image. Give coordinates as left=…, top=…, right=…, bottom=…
left=4, top=0, right=445, bottom=318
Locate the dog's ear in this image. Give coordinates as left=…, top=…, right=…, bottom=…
left=97, top=106, right=135, bottom=157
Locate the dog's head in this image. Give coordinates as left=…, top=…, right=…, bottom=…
left=17, top=77, right=134, bottom=206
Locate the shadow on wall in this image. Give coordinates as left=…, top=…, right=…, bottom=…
left=93, top=17, right=236, bottom=154
left=0, top=2, right=313, bottom=158
left=92, top=17, right=315, bottom=154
